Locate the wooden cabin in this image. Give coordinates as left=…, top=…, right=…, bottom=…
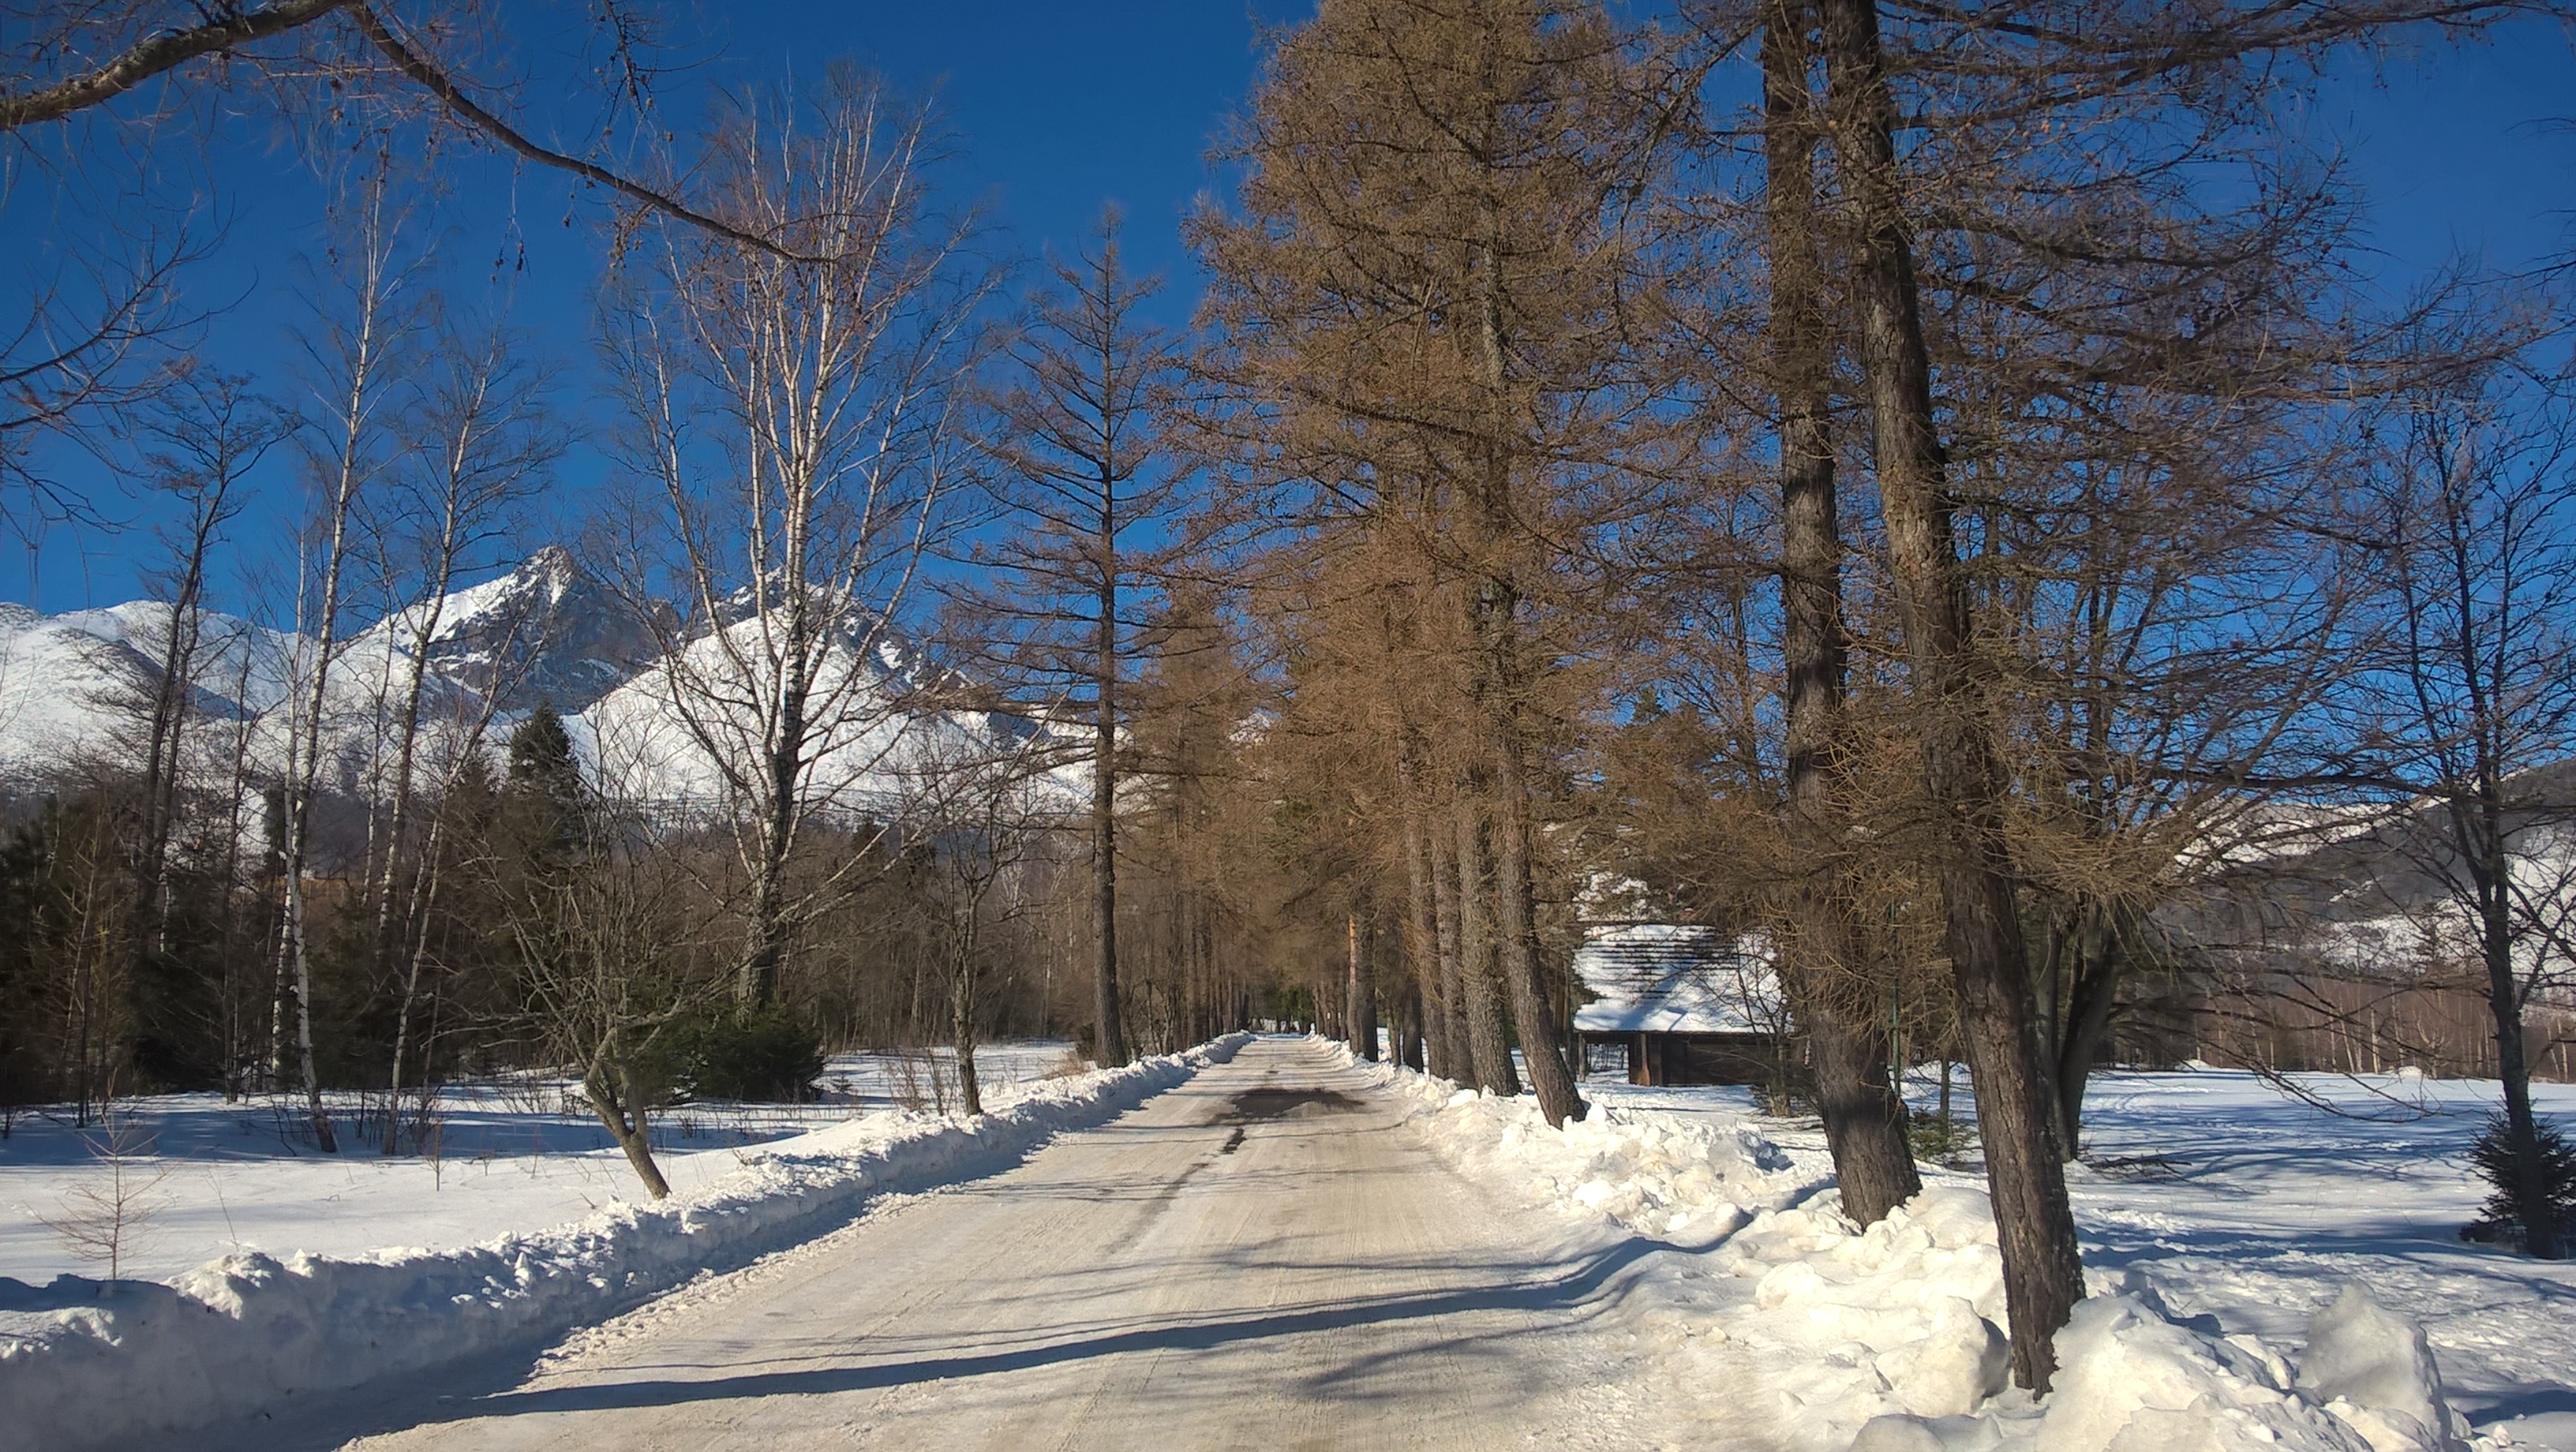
left=1571, top=923, right=1786, bottom=1087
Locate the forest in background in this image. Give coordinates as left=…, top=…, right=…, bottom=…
left=5, top=0, right=2576, bottom=1391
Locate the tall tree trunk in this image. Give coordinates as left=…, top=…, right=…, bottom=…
left=2053, top=903, right=2126, bottom=1158
left=1094, top=547, right=1129, bottom=1066
left=369, top=534, right=462, bottom=1031
left=280, top=519, right=354, bottom=1158
left=137, top=532, right=215, bottom=971
left=217, top=657, right=260, bottom=1099
left=1346, top=911, right=1380, bottom=1061
left=1452, top=782, right=1520, bottom=1097
left=1765, top=0, right=1921, bottom=1227
left=2469, top=795, right=2561, bottom=1257
left=382, top=816, right=446, bottom=1154
left=279, top=850, right=334, bottom=1152
left=1428, top=791, right=1475, bottom=1079
left=1398, top=969, right=1426, bottom=1070
left=1819, top=0, right=2084, bottom=1389
left=1401, top=783, right=1451, bottom=1078
left=737, top=603, right=810, bottom=1010
left=953, top=982, right=984, bottom=1117
left=1491, top=730, right=1582, bottom=1125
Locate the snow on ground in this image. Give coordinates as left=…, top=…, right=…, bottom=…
left=1342, top=1042, right=2576, bottom=1452
left=0, top=1035, right=1247, bottom=1452
left=0, top=1041, right=1082, bottom=1284
left=2045, top=1070, right=2576, bottom=1450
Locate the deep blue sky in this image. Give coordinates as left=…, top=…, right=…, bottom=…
left=2, top=1, right=1305, bottom=614
left=2, top=3, right=2570, bottom=616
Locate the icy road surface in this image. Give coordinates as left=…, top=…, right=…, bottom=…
left=306, top=1037, right=1720, bottom=1451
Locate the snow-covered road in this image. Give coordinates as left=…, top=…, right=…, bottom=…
left=276, top=1037, right=1731, bottom=1451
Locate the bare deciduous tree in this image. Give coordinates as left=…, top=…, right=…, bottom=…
left=2348, top=357, right=2576, bottom=1258
left=361, top=311, right=560, bottom=1150
left=904, top=727, right=1058, bottom=1117
left=603, top=68, right=995, bottom=1011
left=123, top=369, right=293, bottom=969
left=271, top=150, right=428, bottom=1151
left=0, top=1, right=799, bottom=257
left=486, top=713, right=713, bottom=1200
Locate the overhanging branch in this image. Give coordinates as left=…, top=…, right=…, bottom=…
left=0, top=0, right=815, bottom=261
left=346, top=5, right=814, bottom=261
left=0, top=0, right=352, bottom=129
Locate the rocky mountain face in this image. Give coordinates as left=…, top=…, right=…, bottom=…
left=0, top=552, right=818, bottom=788
left=358, top=545, right=667, bottom=714
left=0, top=550, right=1063, bottom=810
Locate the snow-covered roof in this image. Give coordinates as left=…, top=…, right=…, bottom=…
left=1571, top=922, right=1783, bottom=1036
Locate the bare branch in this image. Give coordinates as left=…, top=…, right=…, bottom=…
left=0, top=0, right=352, bottom=129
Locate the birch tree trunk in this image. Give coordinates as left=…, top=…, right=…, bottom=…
left=276, top=166, right=417, bottom=1154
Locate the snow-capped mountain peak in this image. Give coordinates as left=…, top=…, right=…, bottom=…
left=358, top=547, right=662, bottom=714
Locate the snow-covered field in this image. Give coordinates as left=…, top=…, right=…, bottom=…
left=7, top=1035, right=2570, bottom=1452
left=1361, top=1047, right=2576, bottom=1452
left=0, top=1042, right=1083, bottom=1284
left=0, top=1037, right=1245, bottom=1450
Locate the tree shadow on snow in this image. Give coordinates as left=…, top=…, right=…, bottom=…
left=228, top=1233, right=1672, bottom=1444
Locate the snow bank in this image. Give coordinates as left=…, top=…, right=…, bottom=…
left=1350, top=1050, right=1805, bottom=1238
left=1727, top=1188, right=2474, bottom=1451
left=1717, top=1185, right=2016, bottom=1439
left=2297, top=1285, right=2466, bottom=1452
left=0, top=1042, right=1093, bottom=1285
left=0, top=1034, right=1249, bottom=1450
left=1332, top=1043, right=2477, bottom=1452
left=1852, top=1282, right=2467, bottom=1452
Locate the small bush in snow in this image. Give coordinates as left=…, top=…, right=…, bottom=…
left=39, top=1101, right=171, bottom=1282
left=2464, top=1110, right=2576, bottom=1256
left=1906, top=1107, right=1979, bottom=1166
left=658, top=1010, right=826, bottom=1103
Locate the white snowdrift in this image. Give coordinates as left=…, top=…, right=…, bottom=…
left=0, top=1034, right=1249, bottom=1451
left=1332, top=1042, right=2473, bottom=1452
left=1358, top=1049, right=1807, bottom=1239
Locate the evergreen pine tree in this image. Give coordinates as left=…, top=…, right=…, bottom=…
left=504, top=704, right=586, bottom=859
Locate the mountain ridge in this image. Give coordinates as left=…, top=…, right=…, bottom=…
left=0, top=550, right=1035, bottom=806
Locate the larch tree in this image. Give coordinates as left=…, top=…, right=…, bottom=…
left=1195, top=0, right=1696, bottom=1127
left=958, top=210, right=1186, bottom=1069
left=1120, top=583, right=1266, bottom=1051
left=1706, top=0, right=2555, bottom=1386
left=1754, top=0, right=1922, bottom=1229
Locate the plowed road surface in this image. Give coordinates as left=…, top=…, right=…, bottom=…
left=234, top=1037, right=1729, bottom=1450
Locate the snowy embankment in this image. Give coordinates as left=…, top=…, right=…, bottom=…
left=0, top=1034, right=1249, bottom=1451
left=1339, top=1042, right=2566, bottom=1452
left=0, top=1041, right=1087, bottom=1283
